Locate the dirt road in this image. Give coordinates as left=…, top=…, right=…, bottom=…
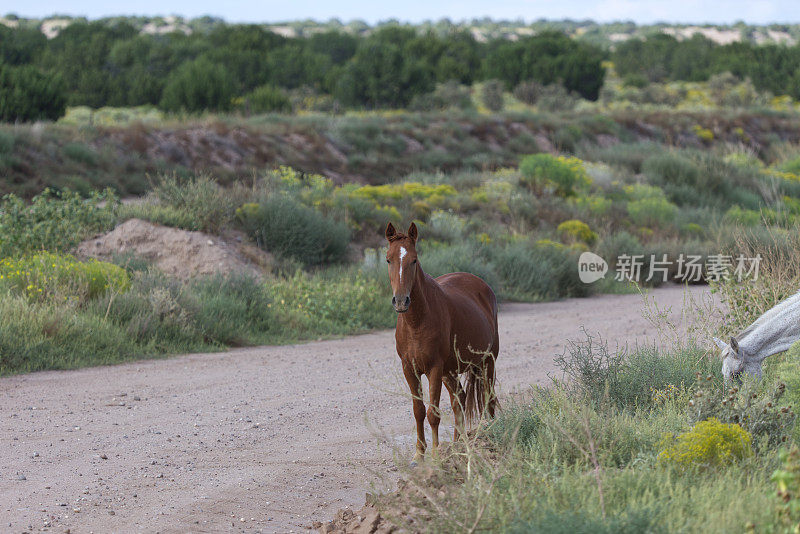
left=0, top=286, right=712, bottom=533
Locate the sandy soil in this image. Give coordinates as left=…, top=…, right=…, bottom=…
left=0, top=285, right=713, bottom=533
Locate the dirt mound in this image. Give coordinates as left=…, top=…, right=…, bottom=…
left=76, top=218, right=270, bottom=280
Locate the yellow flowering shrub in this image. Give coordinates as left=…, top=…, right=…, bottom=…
left=572, top=194, right=612, bottom=216
left=557, top=219, right=598, bottom=245
left=519, top=153, right=591, bottom=196
left=350, top=182, right=457, bottom=204
left=658, top=418, right=753, bottom=469
left=0, top=252, right=130, bottom=304
left=692, top=124, right=714, bottom=142
left=761, top=168, right=800, bottom=183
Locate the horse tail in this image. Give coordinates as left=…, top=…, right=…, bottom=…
left=464, top=363, right=483, bottom=427
left=464, top=353, right=497, bottom=426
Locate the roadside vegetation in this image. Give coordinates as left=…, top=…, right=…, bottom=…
left=3, top=124, right=800, bottom=375
left=365, top=230, right=800, bottom=533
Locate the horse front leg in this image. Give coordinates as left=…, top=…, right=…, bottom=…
left=402, top=361, right=426, bottom=463
left=427, top=365, right=443, bottom=456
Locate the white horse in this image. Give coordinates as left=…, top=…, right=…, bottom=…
left=715, top=291, right=800, bottom=380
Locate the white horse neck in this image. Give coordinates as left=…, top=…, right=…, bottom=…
left=738, top=290, right=800, bottom=362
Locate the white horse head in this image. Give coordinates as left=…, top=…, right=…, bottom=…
left=714, top=290, right=800, bottom=381
left=714, top=336, right=745, bottom=381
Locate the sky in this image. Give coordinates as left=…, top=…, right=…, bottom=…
left=11, top=0, right=800, bottom=25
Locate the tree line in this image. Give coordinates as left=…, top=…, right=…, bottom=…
left=613, top=33, right=800, bottom=99
left=3, top=20, right=800, bottom=122
left=0, top=21, right=603, bottom=121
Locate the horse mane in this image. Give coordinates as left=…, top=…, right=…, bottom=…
left=387, top=232, right=409, bottom=243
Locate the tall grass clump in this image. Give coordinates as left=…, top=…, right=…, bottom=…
left=269, top=265, right=394, bottom=335
left=148, top=174, right=245, bottom=234
left=419, top=242, right=500, bottom=291
left=236, top=196, right=350, bottom=266
left=553, top=333, right=714, bottom=409
left=493, top=241, right=591, bottom=300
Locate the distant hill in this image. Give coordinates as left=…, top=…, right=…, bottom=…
left=1, top=14, right=798, bottom=47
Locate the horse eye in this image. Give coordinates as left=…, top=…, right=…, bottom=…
left=412, top=259, right=417, bottom=264
left=386, top=259, right=390, bottom=263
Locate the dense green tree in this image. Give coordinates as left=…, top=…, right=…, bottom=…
left=334, top=37, right=434, bottom=108
left=0, top=64, right=67, bottom=122
left=308, top=31, right=357, bottom=64
left=159, top=57, right=235, bottom=112
left=0, top=25, right=46, bottom=65
left=484, top=32, right=605, bottom=100
left=40, top=21, right=137, bottom=107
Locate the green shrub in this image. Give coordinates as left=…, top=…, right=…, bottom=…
left=688, top=380, right=795, bottom=449
left=773, top=343, right=800, bottom=442
left=493, top=241, right=590, bottom=300
left=188, top=273, right=276, bottom=345
left=426, top=210, right=467, bottom=242
left=508, top=509, right=654, bottom=534
left=658, top=418, right=753, bottom=469
left=0, top=253, right=129, bottom=304
left=780, top=156, right=800, bottom=175
left=512, top=80, right=542, bottom=105
left=596, top=230, right=643, bottom=271
left=481, top=79, right=505, bottom=112
left=579, top=142, right=664, bottom=173
left=0, top=130, right=15, bottom=154
left=236, top=196, right=350, bottom=266
left=627, top=196, right=678, bottom=227
left=0, top=295, right=137, bottom=375
left=557, top=219, right=598, bottom=245
left=519, top=154, right=591, bottom=196
left=773, top=446, right=800, bottom=529
left=117, top=203, right=198, bottom=230
left=554, top=336, right=713, bottom=410
left=0, top=188, right=118, bottom=258
left=62, top=143, right=98, bottom=166
left=724, top=205, right=762, bottom=227
left=410, top=81, right=474, bottom=111
left=239, top=84, right=292, bottom=114
left=537, top=83, right=580, bottom=112
left=269, top=267, right=394, bottom=334
left=572, top=194, right=612, bottom=216
left=152, top=174, right=244, bottom=234
left=421, top=242, right=500, bottom=291
left=643, top=152, right=699, bottom=189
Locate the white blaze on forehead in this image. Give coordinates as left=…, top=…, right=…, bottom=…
left=398, top=246, right=407, bottom=283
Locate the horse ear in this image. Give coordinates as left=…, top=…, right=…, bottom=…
left=730, top=337, right=739, bottom=353
left=713, top=337, right=729, bottom=350
left=408, top=222, right=418, bottom=242
left=385, top=222, right=397, bottom=241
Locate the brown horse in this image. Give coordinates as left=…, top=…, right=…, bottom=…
left=385, top=222, right=499, bottom=462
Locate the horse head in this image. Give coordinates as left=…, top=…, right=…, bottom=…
left=385, top=222, right=419, bottom=313
left=714, top=336, right=746, bottom=381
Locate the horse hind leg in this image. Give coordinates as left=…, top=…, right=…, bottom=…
left=485, top=350, right=499, bottom=418
left=443, top=373, right=466, bottom=441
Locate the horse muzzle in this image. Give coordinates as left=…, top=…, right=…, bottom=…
left=392, top=295, right=410, bottom=313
